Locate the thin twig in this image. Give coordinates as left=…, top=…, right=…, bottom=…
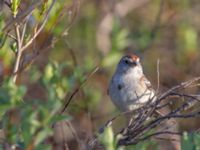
left=20, top=16, right=29, bottom=46
left=20, top=0, right=56, bottom=52
left=156, top=59, right=160, bottom=94
left=12, top=24, right=22, bottom=83
left=64, top=41, right=78, bottom=67
left=89, top=76, right=200, bottom=148
left=119, top=131, right=181, bottom=146
left=11, top=0, right=56, bottom=82
left=6, top=33, right=16, bottom=40
left=60, top=66, right=99, bottom=114
left=10, top=0, right=80, bottom=77
left=3, top=1, right=42, bottom=32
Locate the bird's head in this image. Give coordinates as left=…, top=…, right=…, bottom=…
left=116, top=54, right=143, bottom=77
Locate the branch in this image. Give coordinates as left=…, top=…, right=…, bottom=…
left=3, top=1, right=42, bottom=32
left=21, top=0, right=56, bottom=52
left=60, top=66, right=99, bottom=114
left=89, top=76, right=200, bottom=148
left=119, top=131, right=181, bottom=146
left=12, top=24, right=22, bottom=83
left=11, top=0, right=56, bottom=83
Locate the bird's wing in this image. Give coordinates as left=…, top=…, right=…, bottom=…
left=140, top=75, right=153, bottom=90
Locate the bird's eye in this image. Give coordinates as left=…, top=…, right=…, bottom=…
left=124, top=60, right=129, bottom=64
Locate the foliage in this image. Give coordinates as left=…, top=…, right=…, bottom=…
left=98, top=126, right=156, bottom=150
left=1, top=0, right=200, bottom=149
left=0, top=63, right=71, bottom=149
left=98, top=126, right=117, bottom=150
left=181, top=132, right=200, bottom=150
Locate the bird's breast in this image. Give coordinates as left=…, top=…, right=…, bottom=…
left=109, top=74, right=154, bottom=111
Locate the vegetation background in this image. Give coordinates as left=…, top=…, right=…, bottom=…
left=0, top=0, right=200, bottom=149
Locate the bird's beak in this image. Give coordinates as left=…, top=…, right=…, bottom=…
left=130, top=60, right=137, bottom=66
left=131, top=58, right=140, bottom=66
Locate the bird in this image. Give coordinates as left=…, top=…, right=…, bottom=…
left=108, top=54, right=180, bottom=150
left=108, top=54, right=155, bottom=112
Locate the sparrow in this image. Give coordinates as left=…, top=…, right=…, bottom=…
left=108, top=54, right=155, bottom=112
left=108, top=54, right=180, bottom=150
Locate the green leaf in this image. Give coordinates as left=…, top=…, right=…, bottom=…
left=34, top=127, right=53, bottom=146
left=50, top=115, right=72, bottom=125
left=10, top=42, right=17, bottom=53
left=11, top=0, right=21, bottom=17
left=181, top=132, right=200, bottom=150
left=98, top=126, right=116, bottom=150
left=0, top=33, right=7, bottom=48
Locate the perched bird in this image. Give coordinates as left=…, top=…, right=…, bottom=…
left=108, top=54, right=180, bottom=150
left=108, top=54, right=155, bottom=112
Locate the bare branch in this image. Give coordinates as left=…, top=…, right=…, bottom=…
left=89, top=76, right=200, bottom=148
left=60, top=66, right=99, bottom=114
left=21, top=0, right=56, bottom=52
left=11, top=0, right=56, bottom=83
left=119, top=131, right=181, bottom=146
left=3, top=1, right=42, bottom=32
left=12, top=24, right=22, bottom=83
left=156, top=59, right=160, bottom=94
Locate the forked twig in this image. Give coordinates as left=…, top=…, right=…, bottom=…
left=11, top=0, right=56, bottom=83
left=89, top=76, right=200, bottom=149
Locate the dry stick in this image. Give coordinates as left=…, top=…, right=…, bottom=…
left=13, top=0, right=80, bottom=76
left=4, top=0, right=11, bottom=8
left=119, top=116, right=169, bottom=145
left=140, top=102, right=183, bottom=133
left=156, top=59, right=160, bottom=94
left=12, top=19, right=28, bottom=82
left=62, top=0, right=80, bottom=35
left=132, top=92, right=191, bottom=133
left=117, top=78, right=200, bottom=146
left=12, top=0, right=56, bottom=82
left=155, top=92, right=200, bottom=111
left=6, top=33, right=16, bottom=40
left=20, top=17, right=29, bottom=46
left=21, top=0, right=56, bottom=52
left=96, top=97, right=155, bottom=136
left=121, top=109, right=156, bottom=142
left=60, top=66, right=99, bottom=114
left=131, top=100, right=195, bottom=141
left=119, top=131, right=181, bottom=146
left=13, top=24, right=22, bottom=83
left=188, top=83, right=200, bottom=88
left=129, top=108, right=150, bottom=131
left=158, top=77, right=200, bottom=104
left=88, top=113, right=125, bottom=148
left=90, top=102, right=156, bottom=147
left=142, top=80, right=198, bottom=144
left=128, top=94, right=159, bottom=132
left=133, top=92, right=161, bottom=129
left=155, top=137, right=180, bottom=143
left=3, top=1, right=42, bottom=32
left=171, top=92, right=200, bottom=102
left=91, top=77, right=200, bottom=148
left=65, top=121, right=82, bottom=149
left=64, top=41, right=78, bottom=67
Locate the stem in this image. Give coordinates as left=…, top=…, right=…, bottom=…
left=21, top=0, right=56, bottom=52
left=13, top=24, right=22, bottom=83
left=12, top=0, right=56, bottom=83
